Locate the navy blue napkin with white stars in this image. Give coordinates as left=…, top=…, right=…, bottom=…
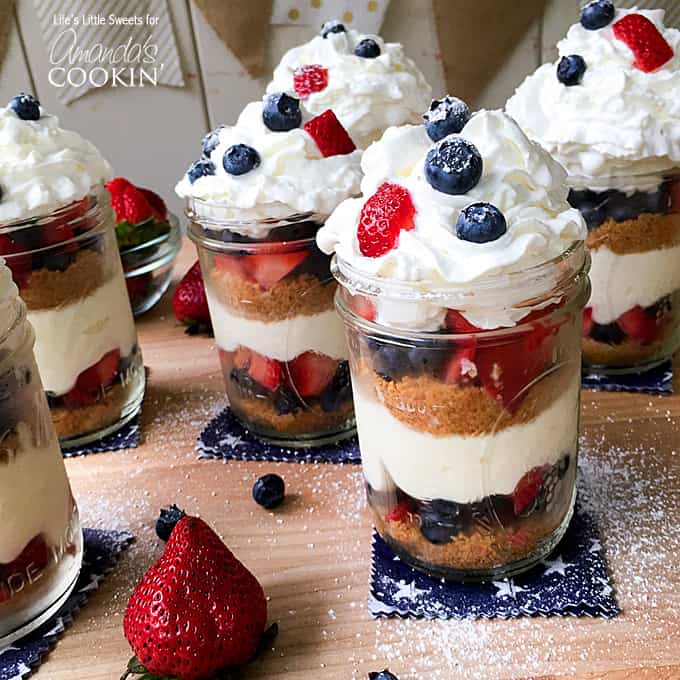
left=369, top=500, right=619, bottom=619
left=0, top=529, right=134, bottom=679
left=582, top=360, right=673, bottom=395
left=198, top=407, right=361, bottom=464
left=60, top=415, right=141, bottom=458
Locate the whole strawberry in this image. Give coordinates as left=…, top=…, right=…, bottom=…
left=123, top=516, right=267, bottom=680
left=172, top=260, right=211, bottom=334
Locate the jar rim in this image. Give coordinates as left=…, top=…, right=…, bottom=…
left=567, top=169, right=680, bottom=192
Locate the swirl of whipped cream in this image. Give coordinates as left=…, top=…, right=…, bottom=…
left=0, top=105, right=112, bottom=225
left=318, top=110, right=586, bottom=329
left=266, top=29, right=432, bottom=149
left=507, top=8, right=680, bottom=187
left=176, top=100, right=363, bottom=230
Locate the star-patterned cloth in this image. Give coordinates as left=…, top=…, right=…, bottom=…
left=60, top=415, right=141, bottom=457
left=197, top=407, right=361, bottom=464
left=0, top=529, right=134, bottom=679
left=369, top=499, right=619, bottom=619
left=582, top=360, right=673, bottom=395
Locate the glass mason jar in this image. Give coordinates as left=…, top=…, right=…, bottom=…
left=568, top=172, right=680, bottom=374
left=186, top=198, right=354, bottom=447
left=333, top=242, right=590, bottom=581
left=0, top=187, right=145, bottom=446
left=0, top=261, right=83, bottom=645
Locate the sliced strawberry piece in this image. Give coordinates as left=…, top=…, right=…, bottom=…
left=445, top=310, right=482, bottom=334
left=62, top=349, right=121, bottom=407
left=293, top=64, right=329, bottom=99
left=125, top=273, right=151, bottom=303
left=349, top=294, right=377, bottom=321
left=0, top=234, right=31, bottom=287
left=213, top=254, right=249, bottom=279
left=612, top=13, right=673, bottom=73
left=357, top=182, right=416, bottom=258
left=304, top=109, right=356, bottom=157
left=441, top=341, right=477, bottom=385
left=243, top=251, right=309, bottom=290
left=582, top=307, right=594, bottom=337
left=617, top=305, right=658, bottom=344
left=513, top=465, right=548, bottom=515
left=288, top=351, right=337, bottom=398
left=247, top=352, right=282, bottom=391
left=140, top=188, right=167, bottom=221
left=385, top=501, right=411, bottom=523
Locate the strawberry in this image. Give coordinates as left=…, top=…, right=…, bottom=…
left=349, top=294, right=377, bottom=321
left=125, top=273, right=151, bottom=304
left=214, top=253, right=249, bottom=278
left=612, top=13, right=673, bottom=73
left=385, top=501, right=412, bottom=523
left=0, top=234, right=31, bottom=287
left=357, top=182, right=416, bottom=258
left=441, top=341, right=477, bottom=385
left=288, top=351, right=337, bottom=397
left=670, top=179, right=680, bottom=211
left=445, top=309, right=482, bottom=334
left=233, top=346, right=252, bottom=369
left=107, top=178, right=153, bottom=225
left=62, top=349, right=120, bottom=407
left=512, top=465, right=548, bottom=516
left=304, top=109, right=356, bottom=157
left=582, top=307, right=594, bottom=337
left=248, top=352, right=282, bottom=391
left=243, top=251, right=309, bottom=289
left=617, top=305, right=658, bottom=344
left=140, top=187, right=167, bottom=221
left=293, top=64, right=328, bottom=99
left=123, top=516, right=267, bottom=680
left=173, top=261, right=211, bottom=329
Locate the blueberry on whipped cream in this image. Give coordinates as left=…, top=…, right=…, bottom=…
left=223, top=144, right=261, bottom=176
left=456, top=202, right=507, bottom=244
left=354, top=38, right=381, bottom=59
left=423, top=96, right=471, bottom=142
left=321, top=19, right=345, bottom=38
left=8, top=93, right=41, bottom=121
left=557, top=54, right=586, bottom=85
left=424, top=138, right=483, bottom=195
left=188, top=158, right=215, bottom=184
left=262, top=93, right=301, bottom=132
left=580, top=0, right=615, bottom=30
left=202, top=125, right=225, bottom=157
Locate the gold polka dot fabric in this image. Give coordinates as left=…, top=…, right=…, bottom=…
left=272, top=0, right=389, bottom=32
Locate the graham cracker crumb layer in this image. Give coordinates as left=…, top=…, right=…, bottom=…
left=22, top=249, right=109, bottom=311
left=232, top=396, right=354, bottom=438
left=208, top=269, right=336, bottom=321
left=582, top=336, right=668, bottom=368
left=355, top=361, right=574, bottom=437
left=587, top=212, right=680, bottom=255
left=51, top=382, right=127, bottom=440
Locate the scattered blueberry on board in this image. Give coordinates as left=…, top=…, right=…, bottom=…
left=223, top=144, right=261, bottom=176
left=423, top=95, right=471, bottom=142
left=369, top=670, right=399, bottom=680
left=155, top=504, right=187, bottom=541
left=456, top=202, right=507, bottom=243
left=354, top=38, right=381, bottom=58
left=201, top=125, right=224, bottom=157
left=580, top=0, right=615, bottom=30
left=321, top=19, right=346, bottom=38
left=253, top=474, right=286, bottom=509
left=187, top=158, right=215, bottom=184
left=8, top=92, right=41, bottom=121
left=424, top=137, right=483, bottom=195
left=557, top=55, right=587, bottom=86
left=262, top=92, right=302, bottom=132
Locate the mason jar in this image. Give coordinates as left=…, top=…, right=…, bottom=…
left=0, top=259, right=83, bottom=645
left=569, top=172, right=680, bottom=374
left=333, top=241, right=590, bottom=581
left=186, top=198, right=354, bottom=447
left=0, top=187, right=145, bottom=446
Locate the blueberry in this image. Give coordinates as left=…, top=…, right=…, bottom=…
left=294, top=248, right=332, bottom=280
left=423, top=96, right=471, bottom=142
left=187, top=158, right=215, bottom=184
left=557, top=55, right=586, bottom=86
left=253, top=474, right=285, bottom=509
left=354, top=38, right=381, bottom=59
left=262, top=93, right=301, bottom=132
left=155, top=504, right=186, bottom=541
left=201, top=125, right=224, bottom=157
left=320, top=361, right=352, bottom=412
left=275, top=387, right=303, bottom=415
left=223, top=144, right=261, bottom=176
left=230, top=368, right=269, bottom=398
left=370, top=342, right=408, bottom=381
left=456, top=202, right=507, bottom=244
left=321, top=20, right=346, bottom=38
left=580, top=0, right=615, bottom=30
left=8, top=93, right=41, bottom=121
left=369, top=671, right=399, bottom=680
left=43, top=252, right=74, bottom=272
left=589, top=321, right=626, bottom=345
left=407, top=347, right=443, bottom=374
left=424, top=138, right=483, bottom=195
left=420, top=499, right=464, bottom=544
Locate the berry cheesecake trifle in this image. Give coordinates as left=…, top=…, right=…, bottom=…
left=507, top=3, right=680, bottom=373
left=318, top=106, right=589, bottom=580
left=0, top=94, right=145, bottom=445
left=266, top=19, right=431, bottom=148
left=0, top=259, right=82, bottom=645
left=178, top=95, right=362, bottom=446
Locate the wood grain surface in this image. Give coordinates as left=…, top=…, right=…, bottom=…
left=40, top=240, right=680, bottom=680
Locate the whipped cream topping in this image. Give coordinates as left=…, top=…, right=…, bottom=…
left=0, top=258, right=17, bottom=306
left=507, top=8, right=680, bottom=186
left=318, top=110, right=585, bottom=328
left=267, top=29, right=432, bottom=149
left=0, top=105, right=112, bottom=225
left=176, top=101, right=363, bottom=228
